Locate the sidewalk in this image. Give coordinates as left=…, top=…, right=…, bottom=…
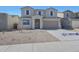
left=0, top=41, right=79, bottom=52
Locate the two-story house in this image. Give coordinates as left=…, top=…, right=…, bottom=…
left=19, top=6, right=61, bottom=29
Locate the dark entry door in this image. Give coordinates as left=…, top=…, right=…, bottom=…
left=35, top=19, right=40, bottom=29
left=13, top=23, right=18, bottom=29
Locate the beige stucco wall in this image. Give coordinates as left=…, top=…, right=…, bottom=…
left=7, top=15, right=20, bottom=30
left=57, top=12, right=64, bottom=18
left=72, top=20, right=79, bottom=28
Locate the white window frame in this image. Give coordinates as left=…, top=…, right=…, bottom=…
left=25, top=10, right=31, bottom=15
left=22, top=19, right=30, bottom=25
left=37, top=11, right=43, bottom=15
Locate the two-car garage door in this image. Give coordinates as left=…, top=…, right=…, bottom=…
left=43, top=20, right=59, bottom=29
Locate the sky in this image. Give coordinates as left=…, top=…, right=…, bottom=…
left=0, top=6, right=79, bottom=16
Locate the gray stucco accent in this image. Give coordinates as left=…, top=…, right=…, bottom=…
left=0, top=13, right=8, bottom=30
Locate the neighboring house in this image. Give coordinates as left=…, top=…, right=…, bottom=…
left=61, top=10, right=74, bottom=29
left=61, top=10, right=79, bottom=29
left=8, top=15, right=20, bottom=30
left=0, top=13, right=19, bottom=31
left=20, top=6, right=61, bottom=29
left=64, top=10, right=75, bottom=18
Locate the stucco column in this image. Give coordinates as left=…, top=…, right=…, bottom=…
left=32, top=19, right=35, bottom=29
left=58, top=20, right=61, bottom=29
left=21, top=18, right=23, bottom=29
left=40, top=19, right=43, bottom=29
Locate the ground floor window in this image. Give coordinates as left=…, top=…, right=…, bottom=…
left=23, top=19, right=30, bottom=25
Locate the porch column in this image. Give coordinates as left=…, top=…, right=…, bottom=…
left=32, top=19, right=35, bottom=29
left=40, top=19, right=43, bottom=29
left=58, top=20, right=61, bottom=29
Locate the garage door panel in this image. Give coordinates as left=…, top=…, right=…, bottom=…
left=43, top=21, right=59, bottom=29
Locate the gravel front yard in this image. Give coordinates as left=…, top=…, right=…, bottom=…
left=0, top=30, right=59, bottom=45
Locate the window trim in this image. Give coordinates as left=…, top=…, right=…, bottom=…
left=23, top=19, right=30, bottom=25
left=38, top=11, right=41, bottom=15
left=50, top=11, right=53, bottom=16
left=66, top=13, right=69, bottom=17
left=26, top=10, right=30, bottom=15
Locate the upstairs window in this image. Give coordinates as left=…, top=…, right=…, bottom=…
left=38, top=11, right=41, bottom=15
left=26, top=10, right=29, bottom=15
left=66, top=13, right=69, bottom=17
left=50, top=11, right=53, bottom=16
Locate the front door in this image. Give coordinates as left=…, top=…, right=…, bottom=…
left=35, top=19, right=40, bottom=29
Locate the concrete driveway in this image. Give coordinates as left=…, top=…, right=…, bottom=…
left=47, top=29, right=79, bottom=41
